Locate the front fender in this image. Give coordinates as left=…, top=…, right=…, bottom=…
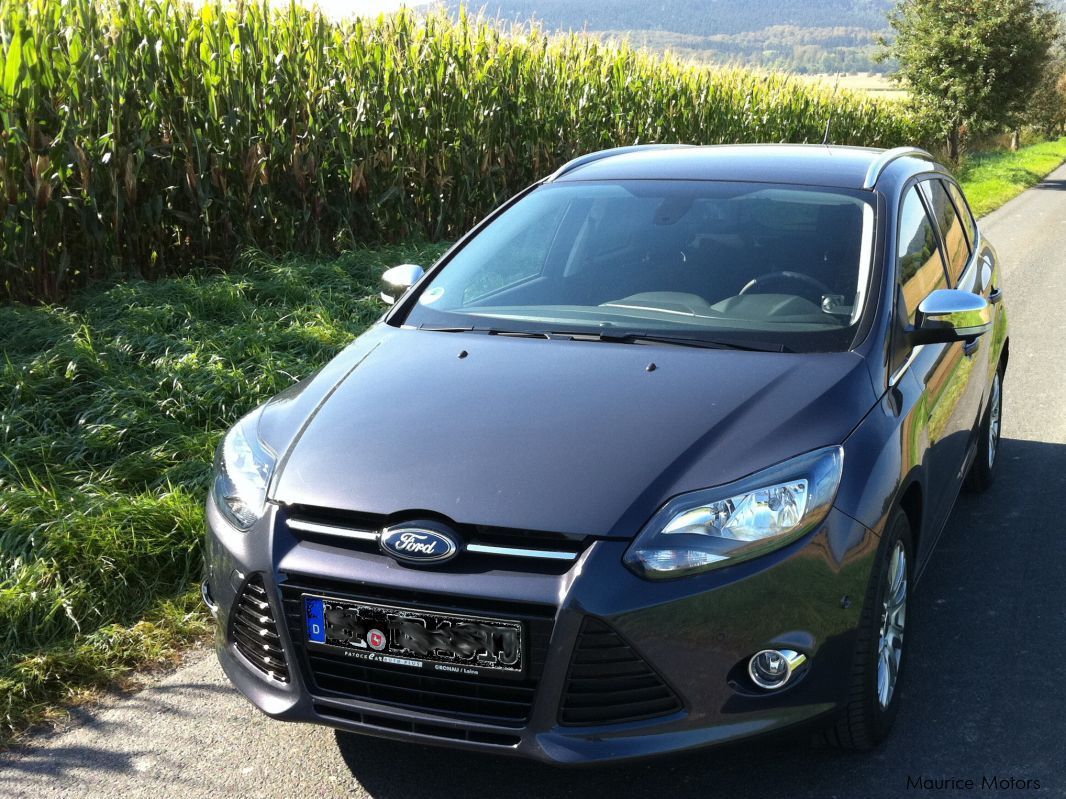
left=835, top=384, right=925, bottom=541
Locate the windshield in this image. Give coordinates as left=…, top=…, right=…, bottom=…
left=401, top=180, right=877, bottom=352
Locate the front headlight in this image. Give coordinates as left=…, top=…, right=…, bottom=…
left=211, top=408, right=277, bottom=531
left=624, top=446, right=843, bottom=580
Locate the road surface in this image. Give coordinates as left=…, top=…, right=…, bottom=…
left=3, top=168, right=1066, bottom=798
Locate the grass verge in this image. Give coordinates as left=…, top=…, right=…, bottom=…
left=0, top=242, right=447, bottom=745
left=958, top=137, right=1066, bottom=217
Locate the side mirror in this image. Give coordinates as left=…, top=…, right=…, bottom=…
left=379, top=264, right=425, bottom=305
left=911, top=289, right=992, bottom=345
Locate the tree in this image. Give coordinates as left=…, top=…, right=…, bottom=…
left=882, top=0, right=1060, bottom=160
left=1028, top=35, right=1066, bottom=137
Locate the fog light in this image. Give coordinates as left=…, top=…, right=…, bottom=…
left=748, top=649, right=806, bottom=690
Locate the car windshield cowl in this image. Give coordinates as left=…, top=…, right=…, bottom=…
left=416, top=323, right=791, bottom=352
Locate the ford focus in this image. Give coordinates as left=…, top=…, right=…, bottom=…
left=203, top=144, right=1008, bottom=763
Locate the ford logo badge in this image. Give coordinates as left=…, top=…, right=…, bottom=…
left=380, top=525, right=460, bottom=564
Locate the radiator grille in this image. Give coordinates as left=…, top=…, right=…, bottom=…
left=229, top=574, right=289, bottom=683
left=559, top=618, right=681, bottom=726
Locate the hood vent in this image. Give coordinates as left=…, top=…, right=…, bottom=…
left=229, top=574, right=289, bottom=683
left=559, top=618, right=681, bottom=726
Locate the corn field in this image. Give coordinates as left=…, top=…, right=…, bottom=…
left=0, top=0, right=929, bottom=301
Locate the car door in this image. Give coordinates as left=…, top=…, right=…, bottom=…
left=893, top=184, right=970, bottom=540
left=919, top=178, right=992, bottom=465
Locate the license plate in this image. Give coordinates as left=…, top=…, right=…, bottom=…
left=302, top=594, right=524, bottom=678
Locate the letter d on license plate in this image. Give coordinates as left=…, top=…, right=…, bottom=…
left=305, top=597, right=326, bottom=643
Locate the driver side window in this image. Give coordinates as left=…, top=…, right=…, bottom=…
left=897, top=186, right=948, bottom=324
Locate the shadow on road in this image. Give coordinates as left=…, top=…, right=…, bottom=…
left=335, top=437, right=1066, bottom=799
left=0, top=681, right=235, bottom=786
left=335, top=730, right=873, bottom=799
left=1034, top=178, right=1066, bottom=192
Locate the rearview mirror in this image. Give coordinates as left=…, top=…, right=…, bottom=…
left=379, top=264, right=425, bottom=305
left=911, top=289, right=991, bottom=345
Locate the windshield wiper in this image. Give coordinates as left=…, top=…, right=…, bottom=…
left=417, top=324, right=479, bottom=332
left=417, top=324, right=550, bottom=339
left=552, top=330, right=790, bottom=352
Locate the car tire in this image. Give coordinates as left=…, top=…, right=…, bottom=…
left=821, top=508, right=912, bottom=750
left=964, top=366, right=1004, bottom=493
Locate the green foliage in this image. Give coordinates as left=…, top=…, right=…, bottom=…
left=0, top=0, right=927, bottom=301
left=883, top=0, right=1061, bottom=157
left=0, top=241, right=447, bottom=742
left=1027, top=39, right=1066, bottom=135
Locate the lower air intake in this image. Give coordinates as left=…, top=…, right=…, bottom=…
left=559, top=618, right=681, bottom=726
left=230, top=574, right=289, bottom=683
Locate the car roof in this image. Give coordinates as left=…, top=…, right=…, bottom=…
left=548, top=144, right=946, bottom=191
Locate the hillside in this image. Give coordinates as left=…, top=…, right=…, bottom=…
left=451, top=0, right=895, bottom=72
left=455, top=0, right=894, bottom=35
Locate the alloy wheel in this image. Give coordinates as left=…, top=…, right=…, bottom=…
left=877, top=541, right=907, bottom=709
left=988, top=372, right=1002, bottom=469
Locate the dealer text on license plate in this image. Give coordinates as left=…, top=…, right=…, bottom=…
left=303, top=594, right=524, bottom=678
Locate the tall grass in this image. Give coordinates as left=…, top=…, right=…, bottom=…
left=0, top=0, right=929, bottom=300
left=0, top=240, right=447, bottom=741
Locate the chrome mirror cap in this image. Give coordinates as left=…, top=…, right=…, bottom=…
left=379, top=264, right=425, bottom=305
left=913, top=289, right=992, bottom=343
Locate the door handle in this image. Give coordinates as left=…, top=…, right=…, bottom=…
left=963, top=338, right=980, bottom=357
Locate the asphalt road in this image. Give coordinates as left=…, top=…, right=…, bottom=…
left=3, top=168, right=1066, bottom=799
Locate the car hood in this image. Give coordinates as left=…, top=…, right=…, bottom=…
left=266, top=326, right=875, bottom=537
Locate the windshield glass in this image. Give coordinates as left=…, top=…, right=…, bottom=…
left=401, top=180, right=877, bottom=352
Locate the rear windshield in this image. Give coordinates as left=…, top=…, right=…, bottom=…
left=401, top=180, right=877, bottom=352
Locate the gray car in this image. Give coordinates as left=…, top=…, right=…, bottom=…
left=203, top=144, right=1007, bottom=764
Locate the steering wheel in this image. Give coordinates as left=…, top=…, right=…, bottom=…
left=738, top=270, right=832, bottom=301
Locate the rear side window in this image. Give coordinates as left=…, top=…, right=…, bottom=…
left=920, top=179, right=971, bottom=285
left=945, top=181, right=978, bottom=249
left=897, top=186, right=948, bottom=323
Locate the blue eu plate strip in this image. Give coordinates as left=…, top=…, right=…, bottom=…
left=305, top=597, right=326, bottom=643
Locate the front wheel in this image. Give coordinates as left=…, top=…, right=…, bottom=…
left=822, top=509, right=912, bottom=750
left=965, top=367, right=1003, bottom=493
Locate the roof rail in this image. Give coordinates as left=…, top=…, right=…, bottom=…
left=863, top=146, right=935, bottom=189
left=545, top=144, right=694, bottom=182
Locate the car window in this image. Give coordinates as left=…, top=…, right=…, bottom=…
left=919, top=179, right=970, bottom=285
left=404, top=180, right=877, bottom=353
left=897, top=185, right=948, bottom=323
left=945, top=180, right=978, bottom=249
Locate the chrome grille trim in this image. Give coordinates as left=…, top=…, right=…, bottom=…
left=466, top=543, right=577, bottom=561
left=286, top=517, right=580, bottom=561
left=286, top=518, right=379, bottom=541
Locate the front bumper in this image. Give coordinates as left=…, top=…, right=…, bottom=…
left=204, top=498, right=879, bottom=764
